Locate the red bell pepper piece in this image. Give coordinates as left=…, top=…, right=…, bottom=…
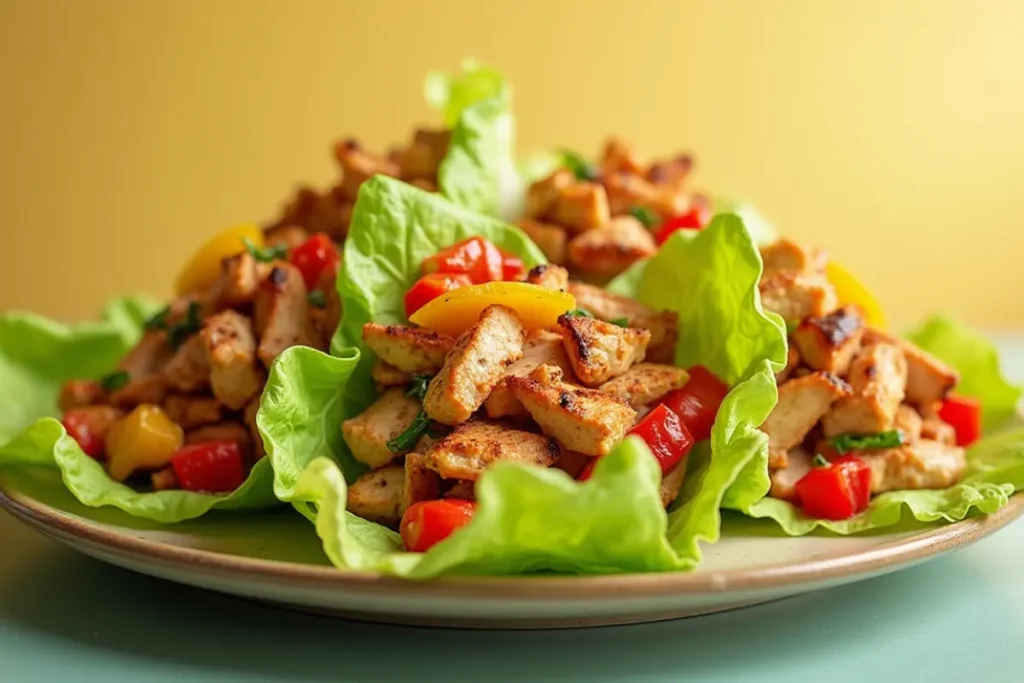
left=421, top=237, right=504, bottom=284
left=794, top=455, right=872, bottom=520
left=289, top=232, right=340, bottom=291
left=578, top=404, right=695, bottom=482
left=659, top=365, right=730, bottom=442
left=169, top=440, right=246, bottom=493
left=938, top=394, right=982, bottom=447
left=400, top=499, right=476, bottom=552
left=62, top=409, right=104, bottom=458
left=403, top=272, right=473, bottom=318
left=499, top=249, right=526, bottom=281
left=654, top=207, right=709, bottom=245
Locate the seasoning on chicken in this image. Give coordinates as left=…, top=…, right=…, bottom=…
left=863, top=328, right=960, bottom=408
left=371, top=360, right=412, bottom=389
left=660, top=461, right=687, bottom=508
left=762, top=372, right=851, bottom=458
left=557, top=313, right=651, bottom=386
left=791, top=306, right=863, bottom=376
left=520, top=264, right=569, bottom=292
left=516, top=219, right=568, bottom=264
left=423, top=421, right=562, bottom=480
left=776, top=345, right=802, bottom=384
left=894, top=404, right=923, bottom=442
left=760, top=238, right=826, bottom=277
left=163, top=335, right=211, bottom=393
left=342, top=388, right=423, bottom=469
left=347, top=465, right=405, bottom=526
left=163, top=395, right=224, bottom=430
left=858, top=440, right=966, bottom=494
left=565, top=282, right=677, bottom=363
left=254, top=263, right=323, bottom=368
left=362, top=323, right=455, bottom=375
left=58, top=380, right=104, bottom=412
left=599, top=363, right=689, bottom=409
left=822, top=343, right=907, bottom=437
left=403, top=453, right=441, bottom=515
left=201, top=310, right=264, bottom=410
left=549, top=181, right=610, bottom=232
left=759, top=270, right=838, bottom=323
left=484, top=330, right=576, bottom=419
left=769, top=448, right=814, bottom=501
left=566, top=215, right=658, bottom=280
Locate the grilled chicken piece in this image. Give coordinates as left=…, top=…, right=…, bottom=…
left=762, top=373, right=850, bottom=454
left=759, top=239, right=826, bottom=276
left=362, top=323, right=455, bottom=375
left=550, top=181, right=610, bottom=232
left=63, top=404, right=123, bottom=444
left=768, top=449, right=790, bottom=470
left=109, top=375, right=170, bottom=410
left=558, top=313, right=650, bottom=386
left=262, top=224, right=309, bottom=249
left=520, top=264, right=569, bottom=291
left=894, top=404, right=923, bottom=442
left=423, top=305, right=526, bottom=425
left=859, top=440, right=966, bottom=493
left=565, top=282, right=677, bottom=363
left=484, top=330, right=575, bottom=419
left=341, top=388, right=422, bottom=469
left=646, top=154, right=693, bottom=190
left=116, top=330, right=172, bottom=378
left=791, top=306, right=864, bottom=375
left=402, top=453, right=441, bottom=514
left=424, top=421, right=562, bottom=480
left=603, top=172, right=687, bottom=218
left=398, top=128, right=450, bottom=180
left=309, top=261, right=342, bottom=349
left=759, top=270, right=838, bottom=323
left=243, top=395, right=265, bottom=460
left=371, top=360, right=412, bottom=389
left=515, top=219, right=568, bottom=264
left=822, top=344, right=907, bottom=437
left=201, top=310, right=263, bottom=411
left=863, top=329, right=959, bottom=408
left=599, top=363, right=688, bottom=409
left=216, top=251, right=271, bottom=309
left=164, top=335, right=211, bottom=393
left=184, top=421, right=254, bottom=459
left=508, top=364, right=637, bottom=456
left=635, top=311, right=678, bottom=365
left=599, top=136, right=645, bottom=176
left=347, top=465, right=404, bottom=526
left=660, top=461, right=687, bottom=508
left=255, top=263, right=323, bottom=367
left=151, top=467, right=179, bottom=491
left=58, top=380, right=103, bottom=411
left=444, top=480, right=476, bottom=501
left=921, top=415, right=957, bottom=445
left=164, top=395, right=223, bottom=430
left=334, top=139, right=401, bottom=200
left=769, top=448, right=814, bottom=501
left=566, top=216, right=657, bottom=279
left=269, top=184, right=352, bottom=243
left=775, top=345, right=802, bottom=384
left=525, top=168, right=575, bottom=218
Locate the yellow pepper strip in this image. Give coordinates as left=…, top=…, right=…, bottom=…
left=175, top=224, right=264, bottom=296
left=825, top=261, right=887, bottom=330
left=105, top=404, right=184, bottom=482
left=408, top=281, right=576, bottom=336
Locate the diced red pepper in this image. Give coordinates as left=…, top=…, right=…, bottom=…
left=404, top=272, right=473, bottom=318
left=578, top=404, right=694, bottom=482
left=421, top=237, right=504, bottom=284
left=400, top=499, right=476, bottom=552
left=577, top=460, right=596, bottom=482
left=654, top=207, right=709, bottom=245
left=289, top=232, right=340, bottom=291
left=659, top=365, right=730, bottom=442
left=62, top=410, right=104, bottom=458
left=499, top=249, right=526, bottom=281
left=938, top=394, right=982, bottom=447
left=794, top=455, right=872, bottom=520
left=169, top=440, right=246, bottom=493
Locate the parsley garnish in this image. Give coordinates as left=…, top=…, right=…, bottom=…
left=565, top=308, right=594, bottom=318
left=609, top=317, right=630, bottom=328
left=307, top=290, right=327, bottom=309
left=831, top=430, right=903, bottom=455
left=560, top=150, right=598, bottom=181
left=243, top=237, right=289, bottom=263
left=813, top=454, right=829, bottom=467
left=166, top=301, right=202, bottom=350
left=386, top=410, right=431, bottom=454
left=628, top=206, right=659, bottom=229
left=99, top=370, right=130, bottom=392
left=405, top=374, right=433, bottom=402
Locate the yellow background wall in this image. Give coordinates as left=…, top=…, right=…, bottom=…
left=1, top=0, right=1021, bottom=327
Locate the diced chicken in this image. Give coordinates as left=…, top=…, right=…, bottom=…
left=484, top=330, right=575, bottom=419
left=424, top=421, right=562, bottom=480
left=553, top=449, right=592, bottom=479
left=525, top=168, right=575, bottom=219
left=334, top=139, right=401, bottom=200
left=646, top=154, right=693, bottom=190
left=770, top=448, right=813, bottom=501
left=268, top=184, right=351, bottom=243
left=201, top=310, right=263, bottom=410
left=215, top=252, right=271, bottom=309
left=109, top=375, right=170, bottom=410
left=776, top=345, right=802, bottom=384
left=63, top=404, right=124, bottom=444
left=371, top=360, right=411, bottom=389
left=58, top=380, right=103, bottom=411
left=444, top=480, right=476, bottom=501
left=599, top=363, right=688, bottom=408
left=151, top=467, right=179, bottom=491
left=635, top=311, right=679, bottom=365
left=164, top=334, right=211, bottom=393
left=254, top=263, right=323, bottom=367
left=759, top=270, right=838, bottom=323
left=759, top=239, right=826, bottom=276
left=599, top=137, right=645, bottom=176
left=558, top=313, right=650, bottom=386
left=164, top=395, right=223, bottom=430
left=603, top=171, right=686, bottom=217
left=346, top=465, right=404, bottom=526
left=362, top=323, right=455, bottom=375
left=863, top=328, right=960, bottom=408
left=768, top=449, right=790, bottom=470
left=791, top=306, right=863, bottom=376
left=565, top=283, right=678, bottom=363
left=184, top=421, right=254, bottom=460
left=262, top=224, right=310, bottom=249
left=515, top=219, right=568, bottom=264
left=895, top=404, right=923, bottom=442
left=508, top=364, right=637, bottom=456
left=243, top=395, right=265, bottom=460
left=520, top=264, right=569, bottom=291
left=116, top=330, right=172, bottom=378
left=762, top=373, right=850, bottom=454
left=859, top=440, right=966, bottom=493
left=309, top=260, right=342, bottom=349
left=550, top=181, right=610, bottom=232
left=398, top=128, right=450, bottom=180
left=660, top=461, right=687, bottom=508
left=402, top=452, right=441, bottom=514
left=423, top=305, right=526, bottom=425
left=566, top=215, right=657, bottom=279
left=921, top=416, right=957, bottom=445
left=822, top=344, right=907, bottom=437
left=341, top=388, right=422, bottom=469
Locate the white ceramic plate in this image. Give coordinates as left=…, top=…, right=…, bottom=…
left=2, top=466, right=1021, bottom=629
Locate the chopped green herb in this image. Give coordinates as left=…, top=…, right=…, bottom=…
left=386, top=410, right=431, bottom=454
left=243, top=237, right=289, bottom=263
left=145, top=306, right=170, bottom=331
left=785, top=319, right=799, bottom=335
left=831, top=430, right=903, bottom=455
left=99, top=370, right=130, bottom=392
left=426, top=423, right=451, bottom=439
left=608, top=317, right=630, bottom=328
left=560, top=150, right=598, bottom=181
left=565, top=308, right=594, bottom=318
left=167, top=301, right=202, bottom=350
left=813, top=454, right=830, bottom=467
left=405, top=374, right=432, bottom=402
left=628, top=206, right=660, bottom=230
left=307, top=290, right=327, bottom=309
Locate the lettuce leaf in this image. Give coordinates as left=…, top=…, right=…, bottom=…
left=0, top=295, right=278, bottom=522
left=707, top=197, right=778, bottom=246
left=265, top=202, right=785, bottom=576
left=740, top=315, right=1024, bottom=534
left=424, top=58, right=508, bottom=128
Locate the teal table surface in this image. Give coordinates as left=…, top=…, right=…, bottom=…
left=4, top=335, right=1024, bottom=682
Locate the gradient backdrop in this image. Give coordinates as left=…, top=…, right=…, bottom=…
left=1, top=0, right=1021, bottom=326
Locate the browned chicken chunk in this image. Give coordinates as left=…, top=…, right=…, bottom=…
left=525, top=168, right=575, bottom=218
left=371, top=360, right=412, bottom=389
left=822, top=344, right=907, bottom=437
left=201, top=310, right=263, bottom=410
left=347, top=465, right=404, bottom=526
left=759, top=239, right=826, bottom=276
left=550, top=181, right=611, bottom=232
left=423, top=421, right=562, bottom=480
left=341, top=388, right=422, bottom=469
left=515, top=219, right=568, bottom=265
left=558, top=313, right=650, bottom=386
left=520, top=264, right=569, bottom=291
left=863, top=329, right=959, bottom=408
left=566, top=216, right=657, bottom=279
left=444, top=480, right=476, bottom=501
left=362, top=323, right=455, bottom=375
left=484, top=330, right=575, bottom=419
left=215, top=252, right=270, bottom=309
left=58, top=380, right=103, bottom=411
left=894, top=404, right=923, bottom=442
left=660, top=461, right=687, bottom=508
left=759, top=270, right=838, bottom=323
left=164, top=334, right=211, bottom=393
left=599, top=363, right=688, bottom=408
left=762, top=372, right=850, bottom=455
left=402, top=453, right=441, bottom=514
left=775, top=345, right=802, bottom=384
left=185, top=421, right=254, bottom=459
left=791, top=306, right=863, bottom=375
left=334, top=139, right=401, bottom=200
left=858, top=440, right=966, bottom=494
left=254, top=263, right=323, bottom=367
left=565, top=283, right=677, bottom=363
left=769, top=448, right=813, bottom=501
left=164, top=395, right=224, bottom=430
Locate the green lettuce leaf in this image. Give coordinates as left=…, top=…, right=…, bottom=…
left=424, top=58, right=508, bottom=128
left=740, top=315, right=1024, bottom=534
left=706, top=197, right=778, bottom=246
left=0, top=295, right=279, bottom=522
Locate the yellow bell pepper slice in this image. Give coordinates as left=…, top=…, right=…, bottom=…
left=105, top=404, right=184, bottom=482
left=408, top=281, right=576, bottom=336
left=825, top=261, right=887, bottom=330
left=175, top=224, right=264, bottom=296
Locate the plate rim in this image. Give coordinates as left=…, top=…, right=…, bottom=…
left=2, top=478, right=1022, bottom=601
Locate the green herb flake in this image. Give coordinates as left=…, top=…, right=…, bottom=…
left=167, top=301, right=202, bottom=350
left=565, top=308, right=594, bottom=319
left=307, top=290, right=327, bottom=309
left=99, top=370, right=130, bottom=392
left=830, top=430, right=903, bottom=455
left=560, top=150, right=598, bottom=182
left=243, top=237, right=289, bottom=264
left=813, top=454, right=830, bottom=467
left=405, top=374, right=433, bottom=402
left=386, top=409, right=431, bottom=454
left=609, top=317, right=630, bottom=328
left=628, top=206, right=660, bottom=230
left=145, top=306, right=170, bottom=331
